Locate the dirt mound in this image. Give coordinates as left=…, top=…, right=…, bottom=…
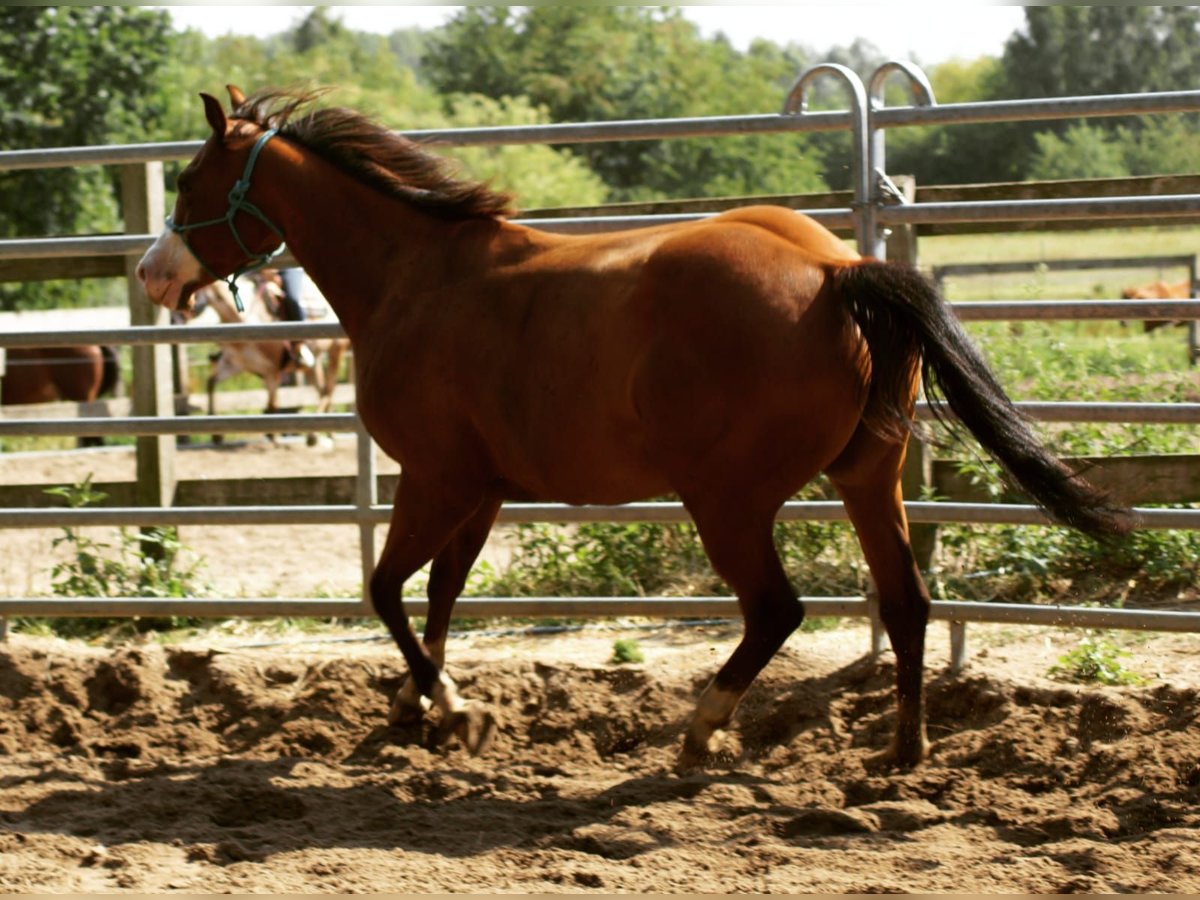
left=0, top=625, right=1198, bottom=892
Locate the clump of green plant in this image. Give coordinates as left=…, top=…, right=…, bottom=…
left=46, top=476, right=209, bottom=600
left=611, top=638, right=644, bottom=664
left=22, top=477, right=212, bottom=638
left=1049, top=631, right=1146, bottom=686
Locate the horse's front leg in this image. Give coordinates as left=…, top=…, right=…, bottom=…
left=262, top=371, right=282, bottom=444
left=390, top=496, right=502, bottom=729
left=371, top=475, right=496, bottom=754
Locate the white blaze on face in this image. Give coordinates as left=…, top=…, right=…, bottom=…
left=135, top=228, right=205, bottom=311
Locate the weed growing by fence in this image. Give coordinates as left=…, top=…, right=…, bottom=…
left=1049, top=631, right=1146, bottom=685
left=611, top=638, right=645, bottom=664
left=14, top=476, right=212, bottom=638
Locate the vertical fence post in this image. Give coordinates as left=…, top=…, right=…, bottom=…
left=122, top=162, right=176, bottom=551
left=1189, top=256, right=1199, bottom=368
left=860, top=63, right=939, bottom=658
left=356, top=414, right=378, bottom=608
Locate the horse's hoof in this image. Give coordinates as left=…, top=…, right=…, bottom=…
left=387, top=691, right=430, bottom=727
left=435, top=702, right=497, bottom=755
left=866, top=737, right=929, bottom=771
left=675, top=730, right=740, bottom=773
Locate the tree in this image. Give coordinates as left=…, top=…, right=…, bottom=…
left=988, top=6, right=1200, bottom=180
left=434, top=95, right=609, bottom=209
left=1027, top=123, right=1129, bottom=181
left=0, top=6, right=174, bottom=310
left=878, top=7, right=1200, bottom=188
left=157, top=13, right=604, bottom=210
left=1002, top=6, right=1200, bottom=100
left=423, top=6, right=829, bottom=200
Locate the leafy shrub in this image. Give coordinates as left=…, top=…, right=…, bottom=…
left=18, top=477, right=212, bottom=638
left=1049, top=632, right=1145, bottom=686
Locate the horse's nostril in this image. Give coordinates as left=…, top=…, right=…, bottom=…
left=135, top=262, right=147, bottom=284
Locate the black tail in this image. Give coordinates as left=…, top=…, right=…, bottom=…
left=98, top=345, right=121, bottom=398
left=830, top=260, right=1134, bottom=540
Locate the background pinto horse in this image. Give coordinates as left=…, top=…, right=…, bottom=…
left=187, top=275, right=346, bottom=445
left=137, top=86, right=1133, bottom=769
left=1, top=344, right=120, bottom=447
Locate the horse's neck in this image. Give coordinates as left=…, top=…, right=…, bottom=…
left=259, top=143, right=499, bottom=340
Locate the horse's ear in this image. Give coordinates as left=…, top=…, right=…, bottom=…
left=200, top=92, right=228, bottom=139
left=226, top=84, right=247, bottom=108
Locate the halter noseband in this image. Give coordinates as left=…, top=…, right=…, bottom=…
left=166, top=128, right=285, bottom=312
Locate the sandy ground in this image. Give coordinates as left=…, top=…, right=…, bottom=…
left=1, top=441, right=1199, bottom=892
left=0, top=620, right=1198, bottom=893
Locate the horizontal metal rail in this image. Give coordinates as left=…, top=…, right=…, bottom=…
left=2, top=298, right=1197, bottom=351
left=930, top=600, right=1200, bottom=632
left=2, top=400, right=1194, bottom=440
left=951, top=299, right=1200, bottom=321
left=0, top=413, right=358, bottom=438
left=0, top=206, right=860, bottom=260
left=874, top=89, right=1200, bottom=129
left=879, top=195, right=1200, bottom=226
left=0, top=501, right=1193, bottom=530
left=4, top=89, right=1199, bottom=174
left=1, top=595, right=1196, bottom=637
left=933, top=255, right=1196, bottom=277
left=917, top=402, right=1200, bottom=424
left=0, top=111, right=853, bottom=172
left=5, top=193, right=1198, bottom=259
left=0, top=321, right=345, bottom=347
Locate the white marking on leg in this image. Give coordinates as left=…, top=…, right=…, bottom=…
left=431, top=671, right=467, bottom=717
left=392, top=675, right=429, bottom=717
left=688, top=684, right=742, bottom=749
left=425, top=636, right=447, bottom=668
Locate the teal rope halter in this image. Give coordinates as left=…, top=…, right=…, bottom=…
left=166, top=128, right=285, bottom=312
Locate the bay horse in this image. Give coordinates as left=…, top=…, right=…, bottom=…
left=136, top=86, right=1132, bottom=768
left=1, top=344, right=120, bottom=447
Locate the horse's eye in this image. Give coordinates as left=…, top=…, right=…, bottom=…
left=177, top=173, right=193, bottom=194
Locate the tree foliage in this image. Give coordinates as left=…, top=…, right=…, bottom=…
left=423, top=6, right=828, bottom=200
left=989, top=6, right=1200, bottom=180
left=1002, top=6, right=1200, bottom=99
left=0, top=6, right=174, bottom=309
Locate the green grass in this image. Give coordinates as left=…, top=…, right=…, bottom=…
left=610, top=638, right=645, bottom=664
left=920, top=224, right=1200, bottom=302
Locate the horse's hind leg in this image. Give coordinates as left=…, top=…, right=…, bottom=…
left=679, top=494, right=805, bottom=769
left=827, top=438, right=932, bottom=766
left=371, top=474, right=496, bottom=753
left=390, top=495, right=502, bottom=728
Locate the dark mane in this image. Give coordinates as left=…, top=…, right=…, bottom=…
left=231, top=88, right=515, bottom=220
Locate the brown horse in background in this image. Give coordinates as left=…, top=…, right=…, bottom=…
left=1120, top=279, right=1192, bottom=332
left=136, top=86, right=1132, bottom=769
left=2, top=345, right=120, bottom=447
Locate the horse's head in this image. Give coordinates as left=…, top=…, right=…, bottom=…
left=136, top=86, right=285, bottom=312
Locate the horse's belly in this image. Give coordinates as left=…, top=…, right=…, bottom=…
left=495, top=420, right=672, bottom=505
